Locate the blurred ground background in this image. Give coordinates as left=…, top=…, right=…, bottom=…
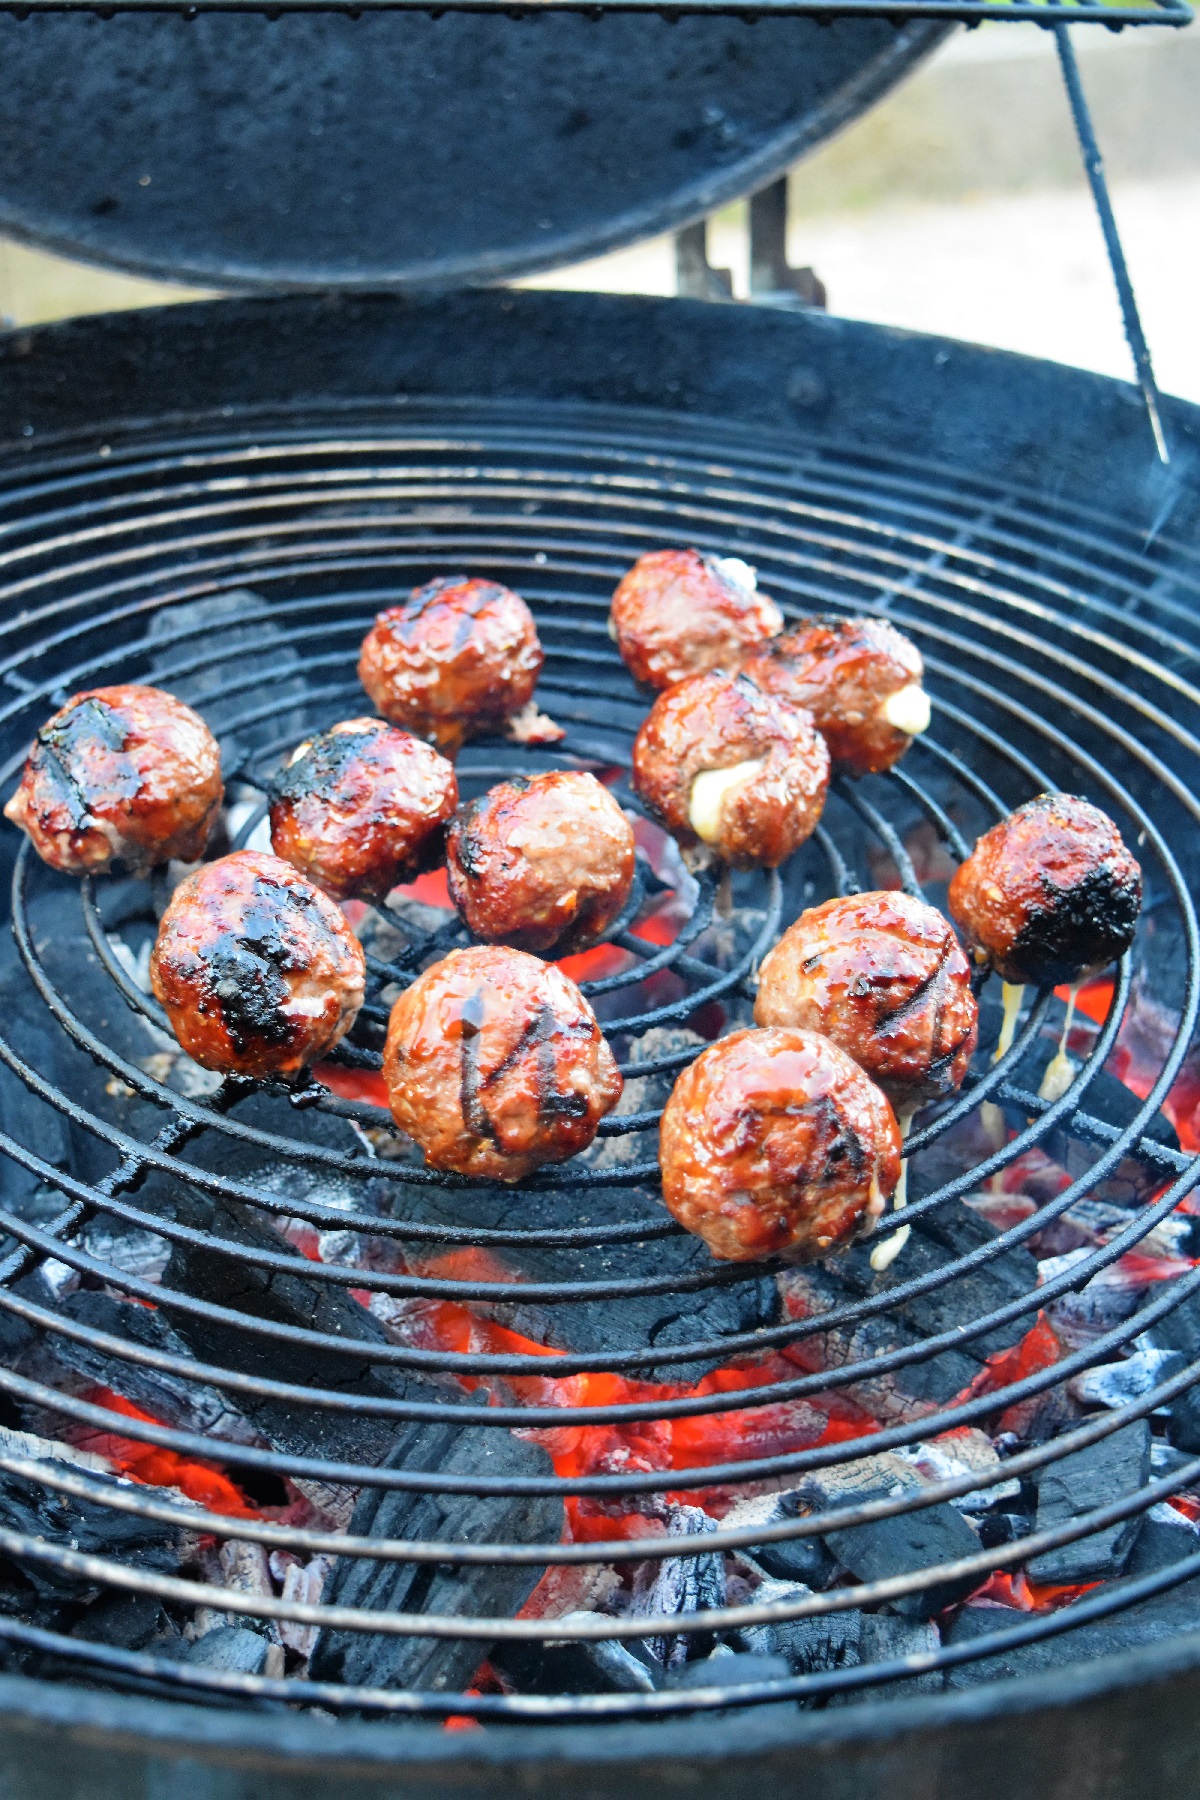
left=1, top=22, right=1197, bottom=401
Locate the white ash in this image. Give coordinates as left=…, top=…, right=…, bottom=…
left=81, top=1223, right=172, bottom=1286
left=1069, top=1336, right=1185, bottom=1410
left=632, top=1503, right=727, bottom=1670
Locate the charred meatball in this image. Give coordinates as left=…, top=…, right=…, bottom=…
left=660, top=1027, right=900, bottom=1263
left=754, top=890, right=977, bottom=1111
left=446, top=771, right=635, bottom=955
left=947, top=793, right=1142, bottom=988
left=383, top=945, right=622, bottom=1181
left=4, top=684, right=222, bottom=876
left=741, top=616, right=927, bottom=776
left=631, top=671, right=829, bottom=869
left=269, top=718, right=457, bottom=903
left=150, top=850, right=366, bottom=1080
left=358, top=577, right=544, bottom=752
left=610, top=548, right=783, bottom=691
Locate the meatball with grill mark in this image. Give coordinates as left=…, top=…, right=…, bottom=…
left=741, top=616, right=927, bottom=776
left=947, top=793, right=1142, bottom=988
left=383, top=945, right=622, bottom=1181
left=150, top=849, right=366, bottom=1080
left=659, top=1027, right=901, bottom=1264
left=446, top=770, right=636, bottom=955
left=754, top=890, right=978, bottom=1112
left=610, top=548, right=783, bottom=691
left=631, top=670, right=829, bottom=869
left=358, top=577, right=544, bottom=752
left=5, top=683, right=222, bottom=875
left=269, top=718, right=457, bottom=903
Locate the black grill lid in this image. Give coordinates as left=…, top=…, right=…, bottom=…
left=0, top=11, right=945, bottom=290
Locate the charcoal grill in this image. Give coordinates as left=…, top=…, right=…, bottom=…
left=0, top=0, right=1196, bottom=1788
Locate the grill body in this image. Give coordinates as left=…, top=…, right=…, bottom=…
left=0, top=289, right=1199, bottom=1793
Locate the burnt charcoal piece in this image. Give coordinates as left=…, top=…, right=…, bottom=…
left=735, top=1581, right=861, bottom=1671
left=70, top=1590, right=172, bottom=1652
left=492, top=1616, right=660, bottom=1696
left=1026, top=1420, right=1150, bottom=1584
left=714, top=1604, right=941, bottom=1707
left=836, top=1198, right=1040, bottom=1364
left=946, top=1565, right=1200, bottom=1687
left=0, top=1465, right=183, bottom=1614
left=308, top=1424, right=562, bottom=1695
left=721, top=1490, right=839, bottom=1589
left=665, top=1650, right=796, bottom=1722
left=379, top=1165, right=779, bottom=1386
left=792, top=1452, right=980, bottom=1621
left=817, top=1493, right=980, bottom=1622
left=46, top=1291, right=257, bottom=1446
left=976, top=1512, right=1033, bottom=1553
left=186, top=1626, right=273, bottom=1675
left=633, top=1504, right=727, bottom=1669
left=1124, top=1513, right=1200, bottom=1579
left=1169, top=1386, right=1200, bottom=1456
left=753, top=1535, right=839, bottom=1591
left=778, top=1262, right=983, bottom=1424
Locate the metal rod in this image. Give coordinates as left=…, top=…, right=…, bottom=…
left=1054, top=20, right=1170, bottom=465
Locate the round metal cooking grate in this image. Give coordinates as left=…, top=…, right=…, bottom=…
left=0, top=394, right=1198, bottom=1722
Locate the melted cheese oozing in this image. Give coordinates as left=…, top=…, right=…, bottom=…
left=1039, top=982, right=1080, bottom=1103
left=688, top=759, right=765, bottom=844
left=882, top=684, right=931, bottom=737
left=711, top=556, right=758, bottom=594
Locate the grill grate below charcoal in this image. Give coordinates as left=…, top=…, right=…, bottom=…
left=0, top=395, right=1196, bottom=1722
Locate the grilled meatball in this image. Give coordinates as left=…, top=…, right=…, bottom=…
left=4, top=684, right=222, bottom=876
left=754, top=890, right=978, bottom=1111
left=610, top=548, right=783, bottom=692
left=269, top=718, right=457, bottom=903
left=947, top=793, right=1142, bottom=988
left=631, top=671, right=829, bottom=868
left=383, top=945, right=622, bottom=1181
left=741, top=616, right=927, bottom=776
left=660, top=1027, right=900, bottom=1263
left=446, top=771, right=635, bottom=955
left=358, top=577, right=544, bottom=752
left=150, top=849, right=366, bottom=1080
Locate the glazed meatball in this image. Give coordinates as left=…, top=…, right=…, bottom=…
left=610, top=548, right=783, bottom=691
left=4, top=684, right=222, bottom=876
left=754, top=891, right=978, bottom=1111
left=660, top=1027, right=900, bottom=1263
left=383, top=945, right=622, bottom=1181
left=446, top=771, right=636, bottom=955
left=631, top=671, right=829, bottom=869
left=269, top=718, right=457, bottom=903
left=358, top=577, right=544, bottom=752
left=150, top=850, right=366, bottom=1080
left=947, top=793, right=1142, bottom=988
left=741, top=616, right=927, bottom=777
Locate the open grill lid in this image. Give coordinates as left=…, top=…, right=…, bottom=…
left=0, top=11, right=947, bottom=290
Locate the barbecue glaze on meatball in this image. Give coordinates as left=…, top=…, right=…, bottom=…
left=358, top=577, right=544, bottom=752
left=754, top=891, right=978, bottom=1110
left=446, top=771, right=635, bottom=955
left=741, top=616, right=927, bottom=777
left=610, top=549, right=783, bottom=691
left=4, top=684, right=222, bottom=876
left=269, top=719, right=457, bottom=903
left=150, top=850, right=366, bottom=1080
left=659, top=1027, right=900, bottom=1263
left=631, top=671, right=829, bottom=868
left=383, top=946, right=622, bottom=1181
left=947, top=793, right=1142, bottom=988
